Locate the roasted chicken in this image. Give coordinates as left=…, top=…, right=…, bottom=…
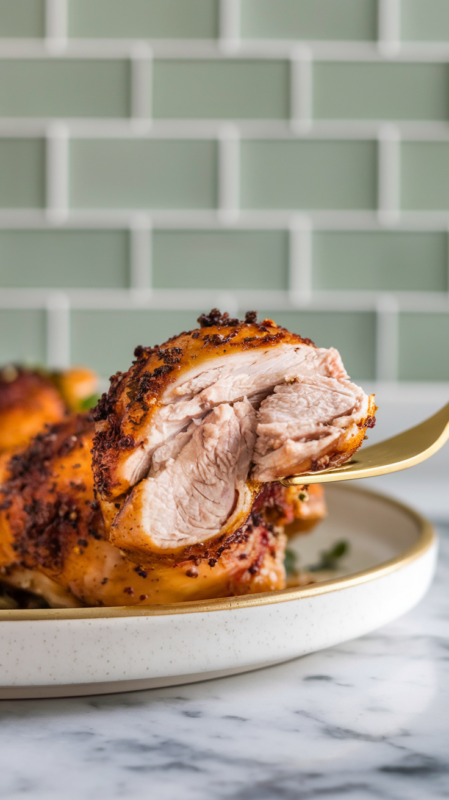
left=0, top=414, right=308, bottom=606
left=0, top=364, right=98, bottom=453
left=0, top=310, right=374, bottom=608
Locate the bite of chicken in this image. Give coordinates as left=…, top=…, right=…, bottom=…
left=92, top=310, right=375, bottom=565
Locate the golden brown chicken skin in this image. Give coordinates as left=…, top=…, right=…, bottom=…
left=0, top=415, right=294, bottom=607
left=0, top=366, right=65, bottom=453
left=0, top=364, right=98, bottom=454
left=92, top=309, right=374, bottom=566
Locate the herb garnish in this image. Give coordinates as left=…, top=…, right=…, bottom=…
left=308, top=540, right=350, bottom=572
left=80, top=393, right=101, bottom=411
left=284, top=548, right=298, bottom=576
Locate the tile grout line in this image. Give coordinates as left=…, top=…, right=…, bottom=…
left=130, top=41, right=153, bottom=126
left=219, top=0, right=240, bottom=55
left=288, top=216, right=313, bottom=306
left=44, top=0, right=68, bottom=54
left=4, top=209, right=449, bottom=231
left=290, top=45, right=313, bottom=135
left=45, top=121, right=69, bottom=223
left=1, top=286, right=449, bottom=313
left=46, top=291, right=71, bottom=369
left=4, top=38, right=449, bottom=60
left=130, top=214, right=153, bottom=298
left=377, top=0, right=401, bottom=58
left=218, top=123, right=240, bottom=224
left=215, top=290, right=239, bottom=316
left=377, top=123, right=401, bottom=226
left=2, top=119, right=449, bottom=140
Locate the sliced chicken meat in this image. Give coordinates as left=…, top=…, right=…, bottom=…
left=253, top=373, right=369, bottom=481
left=111, top=401, right=256, bottom=552
left=92, top=310, right=375, bottom=564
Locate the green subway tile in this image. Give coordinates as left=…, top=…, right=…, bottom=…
left=257, top=309, right=376, bottom=380
left=71, top=309, right=204, bottom=376
left=402, top=143, right=449, bottom=210
left=241, top=140, right=377, bottom=210
left=241, top=0, right=377, bottom=40
left=0, top=230, right=129, bottom=289
left=70, top=140, right=217, bottom=210
left=153, top=60, right=289, bottom=120
left=314, top=231, right=447, bottom=292
left=0, top=0, right=45, bottom=37
left=402, top=0, right=449, bottom=41
left=0, top=139, right=45, bottom=208
left=314, top=62, right=449, bottom=121
left=0, top=310, right=46, bottom=365
left=0, top=60, right=129, bottom=118
left=69, top=0, right=218, bottom=39
left=399, top=313, right=449, bottom=381
left=153, top=230, right=289, bottom=290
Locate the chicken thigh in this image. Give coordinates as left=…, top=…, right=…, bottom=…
left=92, top=310, right=375, bottom=565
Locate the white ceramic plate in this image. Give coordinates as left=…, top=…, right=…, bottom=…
left=0, top=485, right=437, bottom=699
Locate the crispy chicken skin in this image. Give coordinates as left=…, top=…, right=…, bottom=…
left=0, top=366, right=65, bottom=453
left=92, top=310, right=374, bottom=565
left=0, top=364, right=98, bottom=454
left=0, top=415, right=294, bottom=607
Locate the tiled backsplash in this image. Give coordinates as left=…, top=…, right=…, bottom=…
left=0, top=0, right=449, bottom=385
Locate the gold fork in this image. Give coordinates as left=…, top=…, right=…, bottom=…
left=281, top=401, right=449, bottom=486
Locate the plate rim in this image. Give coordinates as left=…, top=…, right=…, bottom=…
left=0, top=484, right=436, bottom=622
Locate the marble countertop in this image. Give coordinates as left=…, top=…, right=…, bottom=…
left=0, top=518, right=448, bottom=800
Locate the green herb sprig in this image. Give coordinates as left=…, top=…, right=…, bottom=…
left=80, top=393, right=101, bottom=411
left=284, top=548, right=298, bottom=576
left=308, top=540, right=350, bottom=572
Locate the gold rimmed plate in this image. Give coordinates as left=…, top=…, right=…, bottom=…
left=0, top=485, right=437, bottom=699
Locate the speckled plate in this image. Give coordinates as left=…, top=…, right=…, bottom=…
left=0, top=485, right=437, bottom=699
